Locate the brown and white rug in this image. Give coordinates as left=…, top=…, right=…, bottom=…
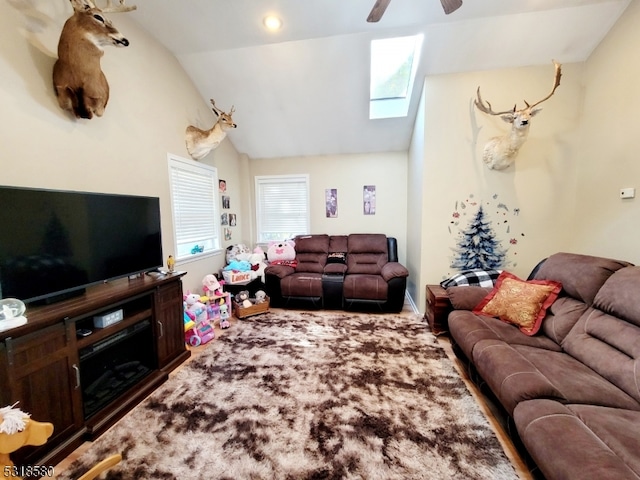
left=56, top=310, right=518, bottom=479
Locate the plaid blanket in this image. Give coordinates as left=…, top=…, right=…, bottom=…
left=440, top=269, right=501, bottom=288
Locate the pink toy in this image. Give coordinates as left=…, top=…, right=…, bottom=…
left=184, top=292, right=208, bottom=324
left=267, top=240, right=296, bottom=262
left=202, top=274, right=224, bottom=299
left=185, top=322, right=215, bottom=346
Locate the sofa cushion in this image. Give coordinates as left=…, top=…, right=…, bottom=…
left=592, top=265, right=640, bottom=327
left=539, top=296, right=589, bottom=345
left=328, top=235, right=348, bottom=253
left=294, top=235, right=329, bottom=274
left=449, top=310, right=562, bottom=362
left=514, top=400, right=640, bottom=480
left=472, top=340, right=640, bottom=415
left=343, top=274, right=388, bottom=301
left=280, top=272, right=324, bottom=297
left=347, top=234, right=388, bottom=275
left=561, top=266, right=640, bottom=404
left=473, top=272, right=562, bottom=336
left=533, top=252, right=632, bottom=305
left=447, top=286, right=493, bottom=311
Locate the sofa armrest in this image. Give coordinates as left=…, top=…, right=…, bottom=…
left=264, top=264, right=295, bottom=279
left=324, top=263, right=347, bottom=275
left=381, top=262, right=408, bottom=282
left=447, top=286, right=493, bottom=310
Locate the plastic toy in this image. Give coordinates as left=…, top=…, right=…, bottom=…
left=184, top=293, right=207, bottom=324
left=202, top=274, right=224, bottom=300
left=219, top=301, right=230, bottom=329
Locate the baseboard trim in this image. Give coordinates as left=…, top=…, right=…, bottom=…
left=405, top=291, right=419, bottom=314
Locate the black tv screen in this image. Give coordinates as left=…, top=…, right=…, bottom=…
left=0, top=186, right=163, bottom=305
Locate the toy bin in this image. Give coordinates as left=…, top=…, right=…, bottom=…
left=233, top=296, right=270, bottom=319
left=223, top=270, right=253, bottom=284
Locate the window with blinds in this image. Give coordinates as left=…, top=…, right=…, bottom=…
left=255, top=174, right=310, bottom=243
left=168, top=154, right=220, bottom=262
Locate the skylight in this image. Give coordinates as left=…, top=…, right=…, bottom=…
left=369, top=34, right=423, bottom=120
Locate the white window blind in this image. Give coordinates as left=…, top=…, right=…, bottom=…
left=255, top=175, right=310, bottom=243
left=168, top=154, right=220, bottom=261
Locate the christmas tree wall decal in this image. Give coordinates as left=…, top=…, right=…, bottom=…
left=450, top=205, right=506, bottom=270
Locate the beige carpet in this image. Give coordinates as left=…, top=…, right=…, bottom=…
left=56, top=309, right=519, bottom=479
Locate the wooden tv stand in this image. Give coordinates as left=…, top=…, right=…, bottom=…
left=0, top=272, right=190, bottom=471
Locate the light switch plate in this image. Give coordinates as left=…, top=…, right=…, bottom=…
left=620, top=187, right=636, bottom=199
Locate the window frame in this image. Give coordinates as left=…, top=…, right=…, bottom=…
left=255, top=174, right=310, bottom=244
left=167, top=153, right=222, bottom=264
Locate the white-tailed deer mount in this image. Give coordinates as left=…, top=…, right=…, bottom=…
left=185, top=100, right=237, bottom=160
left=475, top=60, right=562, bottom=170
left=52, top=0, right=135, bottom=119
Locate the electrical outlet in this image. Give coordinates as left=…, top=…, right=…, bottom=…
left=620, top=187, right=636, bottom=199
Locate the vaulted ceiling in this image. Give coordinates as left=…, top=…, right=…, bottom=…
left=128, top=0, right=630, bottom=159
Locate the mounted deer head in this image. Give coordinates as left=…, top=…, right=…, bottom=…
left=475, top=60, right=562, bottom=170
left=185, top=99, right=237, bottom=160
left=52, top=0, right=135, bottom=119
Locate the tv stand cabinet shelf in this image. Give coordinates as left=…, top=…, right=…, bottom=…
left=0, top=273, right=190, bottom=472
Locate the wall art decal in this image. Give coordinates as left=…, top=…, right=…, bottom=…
left=447, top=193, right=525, bottom=277
left=363, top=185, right=376, bottom=215
left=325, top=189, right=338, bottom=218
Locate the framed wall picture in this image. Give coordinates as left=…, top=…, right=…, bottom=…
left=325, top=188, right=338, bottom=218
left=222, top=195, right=230, bottom=209
left=363, top=185, right=376, bottom=215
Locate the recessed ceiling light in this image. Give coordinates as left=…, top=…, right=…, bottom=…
left=263, top=15, right=282, bottom=31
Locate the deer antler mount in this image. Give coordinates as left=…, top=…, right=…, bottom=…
left=52, top=0, right=136, bottom=119
left=475, top=60, right=562, bottom=170
left=185, top=99, right=237, bottom=160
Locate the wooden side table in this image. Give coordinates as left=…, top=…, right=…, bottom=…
left=424, top=284, right=452, bottom=335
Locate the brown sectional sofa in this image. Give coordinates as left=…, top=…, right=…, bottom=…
left=446, top=252, right=640, bottom=480
left=264, top=233, right=409, bottom=312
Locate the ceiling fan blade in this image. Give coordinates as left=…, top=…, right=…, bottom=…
left=367, top=0, right=391, bottom=23
left=441, top=0, right=463, bottom=15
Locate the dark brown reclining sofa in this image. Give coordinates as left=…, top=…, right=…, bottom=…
left=264, top=233, right=409, bottom=312
left=446, top=252, right=640, bottom=480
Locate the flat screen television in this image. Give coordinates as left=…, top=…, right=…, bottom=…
left=0, top=185, right=163, bottom=305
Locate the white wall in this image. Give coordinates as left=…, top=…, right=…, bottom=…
left=406, top=86, right=426, bottom=305
left=572, top=0, right=640, bottom=263
left=409, top=63, right=584, bottom=312
left=249, top=153, right=409, bottom=265
left=0, top=2, right=244, bottom=296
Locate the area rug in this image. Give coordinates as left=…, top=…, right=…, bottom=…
left=57, top=310, right=518, bottom=480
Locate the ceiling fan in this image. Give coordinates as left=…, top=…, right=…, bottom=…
left=367, top=0, right=463, bottom=22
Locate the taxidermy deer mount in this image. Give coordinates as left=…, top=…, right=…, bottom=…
left=53, top=0, right=135, bottom=119
left=475, top=60, right=562, bottom=170
left=185, top=99, right=237, bottom=160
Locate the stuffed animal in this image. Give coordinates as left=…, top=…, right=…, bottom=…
left=235, top=290, right=252, bottom=308
left=254, top=290, right=267, bottom=304
left=248, top=252, right=268, bottom=282
left=267, top=240, right=296, bottom=264
left=226, top=244, right=251, bottom=264
left=184, top=293, right=207, bottom=324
